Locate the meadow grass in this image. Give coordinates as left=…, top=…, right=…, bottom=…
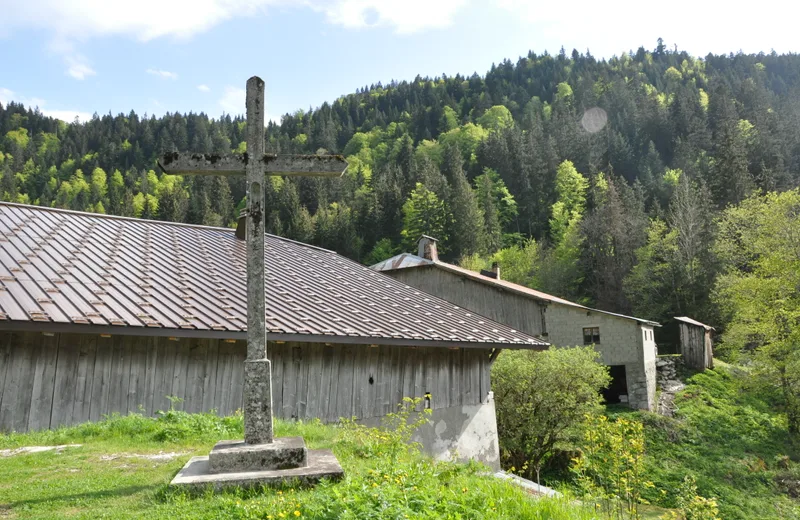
left=607, top=361, right=800, bottom=520
left=0, top=409, right=594, bottom=519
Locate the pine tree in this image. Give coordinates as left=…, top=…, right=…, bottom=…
left=444, top=145, right=486, bottom=259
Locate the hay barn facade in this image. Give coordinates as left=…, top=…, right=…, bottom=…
left=0, top=203, right=547, bottom=468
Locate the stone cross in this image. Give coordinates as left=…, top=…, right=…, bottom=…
left=158, top=76, right=346, bottom=445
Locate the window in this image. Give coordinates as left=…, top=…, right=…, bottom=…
left=583, top=327, right=600, bottom=344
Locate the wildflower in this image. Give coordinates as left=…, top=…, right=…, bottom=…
left=294, top=511, right=301, bottom=517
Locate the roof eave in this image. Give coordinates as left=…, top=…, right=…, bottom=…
left=0, top=321, right=549, bottom=350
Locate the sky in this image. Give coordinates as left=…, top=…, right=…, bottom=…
left=0, top=0, right=798, bottom=124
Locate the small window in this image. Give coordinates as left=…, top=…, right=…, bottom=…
left=583, top=327, right=600, bottom=344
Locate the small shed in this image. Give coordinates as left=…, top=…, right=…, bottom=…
left=674, top=317, right=714, bottom=370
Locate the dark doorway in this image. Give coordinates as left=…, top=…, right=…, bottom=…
left=602, top=365, right=629, bottom=404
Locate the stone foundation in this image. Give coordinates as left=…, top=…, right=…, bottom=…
left=170, top=435, right=343, bottom=490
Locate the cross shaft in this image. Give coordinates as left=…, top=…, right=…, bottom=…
left=158, top=76, right=346, bottom=445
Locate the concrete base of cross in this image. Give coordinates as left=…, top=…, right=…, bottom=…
left=169, top=437, right=344, bottom=491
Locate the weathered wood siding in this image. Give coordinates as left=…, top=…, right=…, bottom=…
left=388, top=267, right=545, bottom=337
left=0, top=331, right=492, bottom=433
left=679, top=324, right=714, bottom=370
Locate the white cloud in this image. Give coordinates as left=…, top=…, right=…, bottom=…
left=0, top=1, right=467, bottom=43
left=65, top=54, right=96, bottom=80
left=146, top=68, right=178, bottom=80
left=319, top=0, right=467, bottom=34
left=219, top=86, right=246, bottom=115
left=494, top=0, right=800, bottom=57
left=41, top=109, right=93, bottom=123
left=0, top=87, right=91, bottom=122
left=218, top=85, right=277, bottom=122
left=0, top=0, right=284, bottom=42
left=197, top=84, right=211, bottom=92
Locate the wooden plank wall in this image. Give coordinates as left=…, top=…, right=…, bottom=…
left=389, top=268, right=546, bottom=337
left=679, top=324, right=713, bottom=370
left=0, top=331, right=492, bottom=433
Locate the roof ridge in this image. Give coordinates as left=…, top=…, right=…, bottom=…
left=372, top=252, right=659, bottom=326
left=0, top=201, right=336, bottom=254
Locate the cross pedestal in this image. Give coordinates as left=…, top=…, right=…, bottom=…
left=163, top=76, right=346, bottom=490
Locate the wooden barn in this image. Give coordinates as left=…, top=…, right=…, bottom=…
left=0, top=203, right=547, bottom=468
left=674, top=316, right=714, bottom=370
left=373, top=237, right=661, bottom=411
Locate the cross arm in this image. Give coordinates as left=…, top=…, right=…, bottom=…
left=157, top=152, right=348, bottom=177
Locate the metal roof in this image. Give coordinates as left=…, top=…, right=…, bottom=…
left=674, top=316, right=715, bottom=331
left=372, top=253, right=661, bottom=327
left=0, top=203, right=547, bottom=349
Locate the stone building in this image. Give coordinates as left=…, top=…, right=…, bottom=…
left=0, top=203, right=548, bottom=468
left=372, top=237, right=659, bottom=410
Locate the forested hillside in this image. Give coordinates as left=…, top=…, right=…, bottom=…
left=3, top=41, right=800, bottom=326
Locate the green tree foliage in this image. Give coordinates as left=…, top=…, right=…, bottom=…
left=714, top=189, right=800, bottom=435
left=625, top=174, right=716, bottom=322
left=550, top=160, right=588, bottom=243
left=491, top=239, right=539, bottom=287
left=492, top=346, right=610, bottom=484
left=581, top=176, right=648, bottom=312
left=572, top=415, right=652, bottom=520
left=476, top=105, right=514, bottom=133
left=401, top=183, right=449, bottom=251
left=443, top=144, right=486, bottom=259
left=2, top=46, right=800, bottom=318
left=473, top=167, right=518, bottom=253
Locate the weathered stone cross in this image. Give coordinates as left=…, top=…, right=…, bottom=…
left=158, top=76, right=346, bottom=446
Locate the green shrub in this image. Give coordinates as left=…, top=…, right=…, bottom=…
left=572, top=414, right=653, bottom=520
left=492, top=346, right=610, bottom=483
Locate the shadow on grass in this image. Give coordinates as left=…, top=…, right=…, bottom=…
left=5, top=484, right=159, bottom=509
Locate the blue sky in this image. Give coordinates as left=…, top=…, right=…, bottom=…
left=0, top=0, right=797, bottom=123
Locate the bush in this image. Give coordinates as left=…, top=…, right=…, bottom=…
left=492, top=346, right=610, bottom=483
left=572, top=414, right=653, bottom=520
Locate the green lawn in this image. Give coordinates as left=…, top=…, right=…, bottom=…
left=0, top=410, right=593, bottom=519
left=608, top=361, right=800, bottom=520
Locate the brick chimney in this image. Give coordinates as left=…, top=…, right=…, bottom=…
left=417, top=235, right=439, bottom=261
left=492, top=261, right=500, bottom=280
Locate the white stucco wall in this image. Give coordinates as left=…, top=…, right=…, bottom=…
left=544, top=305, right=655, bottom=411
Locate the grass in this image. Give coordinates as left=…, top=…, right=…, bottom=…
left=0, top=408, right=597, bottom=519
left=606, top=360, right=800, bottom=520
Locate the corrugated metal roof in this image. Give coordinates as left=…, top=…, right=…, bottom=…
left=674, top=316, right=715, bottom=331
left=371, top=253, right=661, bottom=327
left=0, top=203, right=547, bottom=349
left=371, top=253, right=433, bottom=272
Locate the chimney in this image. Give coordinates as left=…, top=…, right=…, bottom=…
left=480, top=262, right=501, bottom=280
left=417, top=235, right=439, bottom=261
left=235, top=209, right=247, bottom=240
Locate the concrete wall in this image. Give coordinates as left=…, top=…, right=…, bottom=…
left=388, top=267, right=545, bottom=337
left=361, top=392, right=501, bottom=470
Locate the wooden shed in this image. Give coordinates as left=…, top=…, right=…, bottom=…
left=0, top=203, right=548, bottom=468
left=674, top=316, right=714, bottom=370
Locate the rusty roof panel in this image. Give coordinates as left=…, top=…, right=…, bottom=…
left=0, top=203, right=547, bottom=349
